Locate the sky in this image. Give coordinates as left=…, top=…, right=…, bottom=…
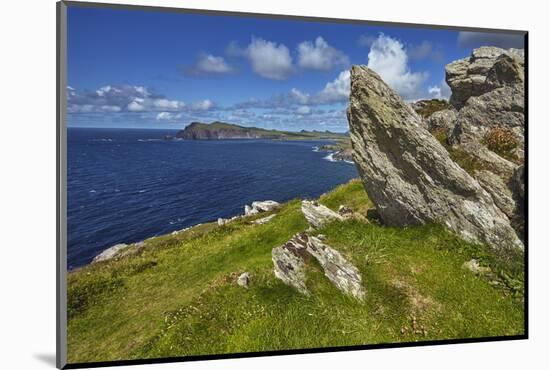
left=66, top=5, right=525, bottom=132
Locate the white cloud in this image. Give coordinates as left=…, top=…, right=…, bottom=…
left=245, top=38, right=294, bottom=80
left=428, top=80, right=452, bottom=99
left=127, top=98, right=145, bottom=112
left=428, top=86, right=442, bottom=98
left=290, top=88, right=310, bottom=105
left=152, top=98, right=185, bottom=110
left=367, top=34, right=428, bottom=100
left=67, top=84, right=215, bottom=114
left=296, top=106, right=311, bottom=115
left=297, top=37, right=349, bottom=71
left=316, top=70, right=350, bottom=104
left=156, top=112, right=183, bottom=121
left=190, top=99, right=214, bottom=111
left=186, top=53, right=233, bottom=76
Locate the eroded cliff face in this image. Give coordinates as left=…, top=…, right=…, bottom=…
left=347, top=65, right=523, bottom=253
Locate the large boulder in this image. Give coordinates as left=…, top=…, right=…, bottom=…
left=347, top=65, right=523, bottom=252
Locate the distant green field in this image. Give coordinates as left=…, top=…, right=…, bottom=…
left=67, top=179, right=524, bottom=364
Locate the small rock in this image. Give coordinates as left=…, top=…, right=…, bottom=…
left=463, top=259, right=481, bottom=273
left=237, top=272, right=250, bottom=288
left=245, top=200, right=280, bottom=216
left=301, top=200, right=344, bottom=228
left=217, top=218, right=227, bottom=226
left=338, top=205, right=354, bottom=217
left=316, top=234, right=327, bottom=240
left=463, top=258, right=492, bottom=275
left=92, top=243, right=128, bottom=263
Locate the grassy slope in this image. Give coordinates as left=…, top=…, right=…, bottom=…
left=67, top=179, right=524, bottom=364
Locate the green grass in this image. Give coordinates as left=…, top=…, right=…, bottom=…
left=67, top=179, right=524, bottom=364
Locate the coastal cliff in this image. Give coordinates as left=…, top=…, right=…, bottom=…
left=176, top=121, right=346, bottom=141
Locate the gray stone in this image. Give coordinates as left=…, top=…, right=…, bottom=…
left=301, top=200, right=344, bottom=228
left=272, top=233, right=310, bottom=295
left=237, top=272, right=250, bottom=288
left=272, top=233, right=365, bottom=300
left=426, top=109, right=457, bottom=138
left=307, top=236, right=365, bottom=301
left=92, top=243, right=129, bottom=263
left=462, top=259, right=491, bottom=275
left=244, top=200, right=280, bottom=216
left=474, top=170, right=516, bottom=219
left=347, top=65, right=523, bottom=252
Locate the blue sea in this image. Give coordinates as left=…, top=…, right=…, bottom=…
left=67, top=128, right=358, bottom=269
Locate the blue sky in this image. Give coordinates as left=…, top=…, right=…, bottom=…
left=67, top=5, right=524, bottom=131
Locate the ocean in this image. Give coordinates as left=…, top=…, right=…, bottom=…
left=67, top=128, right=358, bottom=269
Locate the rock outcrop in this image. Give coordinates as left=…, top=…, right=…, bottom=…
left=445, top=47, right=524, bottom=110
left=272, top=232, right=365, bottom=300
left=445, top=47, right=525, bottom=236
left=244, top=200, right=280, bottom=216
left=301, top=200, right=344, bottom=228
left=92, top=243, right=128, bottom=263
left=445, top=47, right=524, bottom=160
left=347, top=65, right=523, bottom=252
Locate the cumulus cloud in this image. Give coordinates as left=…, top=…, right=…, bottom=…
left=246, top=38, right=294, bottom=80
left=184, top=53, right=233, bottom=76
left=315, top=70, right=351, bottom=104
left=457, top=31, right=524, bottom=49
left=228, top=38, right=294, bottom=80
left=367, top=34, right=428, bottom=100
left=297, top=37, right=349, bottom=70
